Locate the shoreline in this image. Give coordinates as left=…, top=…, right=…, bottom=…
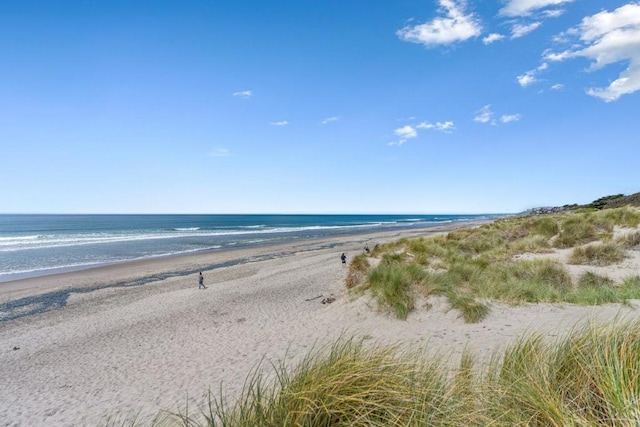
left=0, top=219, right=492, bottom=308
left=0, top=215, right=500, bottom=286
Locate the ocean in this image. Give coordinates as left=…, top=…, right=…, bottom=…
left=0, top=214, right=500, bottom=283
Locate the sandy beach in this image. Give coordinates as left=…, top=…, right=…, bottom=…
left=1, top=220, right=639, bottom=426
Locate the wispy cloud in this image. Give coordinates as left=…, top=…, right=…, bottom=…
left=270, top=120, right=289, bottom=126
left=232, top=90, right=253, bottom=99
left=517, top=62, right=549, bottom=87
left=511, top=22, right=542, bottom=38
left=517, top=70, right=537, bottom=87
left=551, top=83, right=564, bottom=90
left=321, top=116, right=340, bottom=125
left=542, top=9, right=565, bottom=18
left=416, top=121, right=455, bottom=132
left=500, top=0, right=574, bottom=17
left=474, top=105, right=495, bottom=124
left=395, top=125, right=418, bottom=139
left=501, top=114, right=522, bottom=123
left=544, top=2, right=640, bottom=102
left=474, top=105, right=521, bottom=125
left=483, top=33, right=505, bottom=45
left=397, top=0, right=482, bottom=47
left=389, top=119, right=455, bottom=146
left=210, top=148, right=230, bottom=157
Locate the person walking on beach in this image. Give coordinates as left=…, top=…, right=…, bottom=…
left=198, top=272, right=206, bottom=289
left=341, top=253, right=347, bottom=266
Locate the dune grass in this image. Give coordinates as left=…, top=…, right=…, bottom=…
left=617, top=231, right=640, bottom=249
left=345, top=253, right=370, bottom=289
left=165, top=320, right=640, bottom=427
left=569, top=242, right=626, bottom=266
left=347, top=207, right=640, bottom=322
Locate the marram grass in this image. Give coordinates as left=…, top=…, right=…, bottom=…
left=569, top=242, right=626, bottom=266
left=162, top=320, right=640, bottom=427
left=347, top=207, right=640, bottom=322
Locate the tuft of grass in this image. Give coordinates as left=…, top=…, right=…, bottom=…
left=554, top=215, right=600, bottom=248
left=569, top=243, right=626, bottom=266
left=484, top=320, right=640, bottom=426
left=193, top=338, right=477, bottom=427
left=532, top=216, right=560, bottom=238
left=597, top=206, right=640, bottom=228
left=617, top=231, right=640, bottom=249
left=578, top=271, right=614, bottom=288
left=367, top=263, right=424, bottom=319
left=166, top=321, right=640, bottom=427
left=448, top=293, right=490, bottom=323
left=510, top=235, right=552, bottom=254
left=345, top=254, right=371, bottom=289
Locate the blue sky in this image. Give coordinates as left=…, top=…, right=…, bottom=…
left=1, top=0, right=639, bottom=214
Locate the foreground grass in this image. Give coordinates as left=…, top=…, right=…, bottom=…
left=164, top=320, right=640, bottom=427
left=347, top=207, right=640, bottom=322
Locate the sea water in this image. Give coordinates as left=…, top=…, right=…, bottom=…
left=0, top=214, right=500, bottom=282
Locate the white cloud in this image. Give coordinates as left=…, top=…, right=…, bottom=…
left=511, top=22, right=542, bottom=38
left=501, top=114, right=522, bottom=123
left=551, top=83, right=564, bottom=90
left=545, top=2, right=640, bottom=102
left=517, top=71, right=537, bottom=87
left=321, top=116, right=340, bottom=125
left=210, top=148, right=229, bottom=157
left=483, top=33, right=505, bottom=44
left=389, top=119, right=455, bottom=146
left=394, top=125, right=418, bottom=139
left=387, top=140, right=407, bottom=146
left=516, top=62, right=549, bottom=87
left=397, top=0, right=482, bottom=47
left=232, top=90, right=253, bottom=98
left=474, top=105, right=520, bottom=125
left=270, top=121, right=289, bottom=126
left=500, top=0, right=574, bottom=17
left=416, top=121, right=456, bottom=132
left=542, top=9, right=565, bottom=18
left=473, top=105, right=496, bottom=124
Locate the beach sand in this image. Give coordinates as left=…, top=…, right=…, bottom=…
left=1, top=221, right=639, bottom=426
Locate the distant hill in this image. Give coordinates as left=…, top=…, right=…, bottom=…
left=601, top=192, right=640, bottom=209
left=524, top=192, right=640, bottom=215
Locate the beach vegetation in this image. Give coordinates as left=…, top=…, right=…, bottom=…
left=617, top=231, right=640, bottom=249
left=345, top=253, right=370, bottom=289
left=554, top=215, right=601, bottom=248
left=569, top=243, right=626, bottom=266
left=346, top=207, right=640, bottom=322
left=366, top=263, right=423, bottom=319
left=168, top=320, right=640, bottom=427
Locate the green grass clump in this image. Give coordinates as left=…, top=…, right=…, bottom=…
left=347, top=207, right=640, bottom=321
left=484, top=320, right=640, bottom=426
left=193, top=339, right=476, bottom=427
left=509, top=235, right=552, bottom=254
left=554, top=215, right=600, bottom=248
left=578, top=271, right=614, bottom=288
left=532, top=216, right=560, bottom=238
left=447, top=293, right=490, bottom=323
left=166, top=321, right=640, bottom=427
left=617, top=231, right=640, bottom=249
left=597, top=206, right=640, bottom=228
left=367, top=263, right=424, bottom=320
left=569, top=243, right=626, bottom=266
left=346, top=253, right=371, bottom=289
